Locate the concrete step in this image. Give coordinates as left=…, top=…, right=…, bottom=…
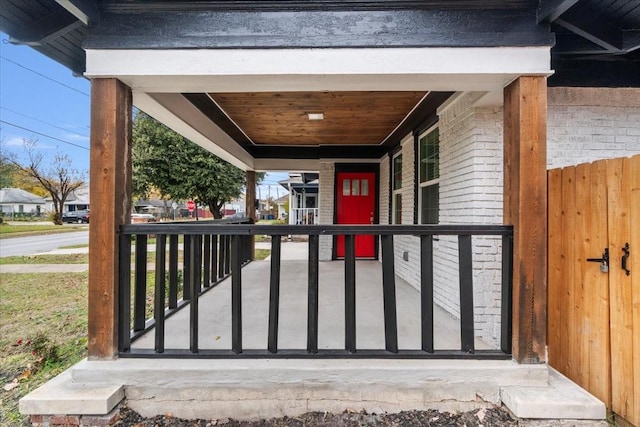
left=19, top=369, right=123, bottom=416
left=501, top=368, right=606, bottom=420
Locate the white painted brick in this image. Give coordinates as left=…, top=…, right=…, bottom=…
left=318, top=162, right=335, bottom=261
left=548, top=87, right=640, bottom=168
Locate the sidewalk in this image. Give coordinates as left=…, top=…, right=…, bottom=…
left=0, top=241, right=306, bottom=274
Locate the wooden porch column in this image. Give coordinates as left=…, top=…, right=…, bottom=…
left=245, top=170, right=257, bottom=260
left=503, top=76, right=548, bottom=363
left=88, top=78, right=132, bottom=359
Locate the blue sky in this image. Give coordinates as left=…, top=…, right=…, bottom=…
left=0, top=32, right=288, bottom=200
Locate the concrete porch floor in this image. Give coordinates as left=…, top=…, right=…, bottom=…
left=19, top=241, right=607, bottom=424
left=132, top=241, right=490, bottom=352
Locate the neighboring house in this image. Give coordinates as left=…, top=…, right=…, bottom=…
left=0, top=188, right=46, bottom=217
left=45, top=184, right=90, bottom=212
left=274, top=194, right=288, bottom=219
left=279, top=173, right=319, bottom=224
left=3, top=0, right=640, bottom=425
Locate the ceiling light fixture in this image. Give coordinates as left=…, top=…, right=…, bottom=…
left=308, top=113, right=324, bottom=121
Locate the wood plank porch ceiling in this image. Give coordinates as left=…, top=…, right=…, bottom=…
left=209, top=91, right=427, bottom=146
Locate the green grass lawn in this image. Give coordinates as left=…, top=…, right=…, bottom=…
left=0, top=253, right=89, bottom=265
left=0, top=273, right=88, bottom=425
left=0, top=224, right=86, bottom=239
left=0, top=242, right=270, bottom=425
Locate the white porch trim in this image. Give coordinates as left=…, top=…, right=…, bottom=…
left=86, top=47, right=551, bottom=93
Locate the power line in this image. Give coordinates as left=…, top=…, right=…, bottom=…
left=0, top=56, right=90, bottom=97
left=0, top=107, right=89, bottom=139
left=0, top=120, right=90, bottom=151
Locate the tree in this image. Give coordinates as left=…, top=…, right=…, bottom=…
left=132, top=112, right=264, bottom=219
left=5, top=138, right=85, bottom=225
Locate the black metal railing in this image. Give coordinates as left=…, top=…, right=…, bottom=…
left=118, top=223, right=513, bottom=359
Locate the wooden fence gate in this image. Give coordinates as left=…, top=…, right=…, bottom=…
left=548, top=155, right=639, bottom=426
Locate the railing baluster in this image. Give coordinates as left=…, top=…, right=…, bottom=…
left=118, top=233, right=132, bottom=352
left=212, top=235, right=218, bottom=281
left=218, top=235, right=226, bottom=279
left=133, top=234, right=148, bottom=332
left=194, top=234, right=202, bottom=294
left=168, top=235, right=178, bottom=309
left=183, top=234, right=191, bottom=301
left=381, top=234, right=398, bottom=353
left=345, top=234, right=356, bottom=353
left=189, top=234, right=198, bottom=353
left=420, top=235, right=434, bottom=353
left=268, top=235, right=282, bottom=353
left=154, top=234, right=167, bottom=353
left=224, top=235, right=231, bottom=275
left=203, top=235, right=211, bottom=287
left=458, top=235, right=474, bottom=353
left=307, top=235, right=319, bottom=353
left=501, top=234, right=514, bottom=355
left=231, top=235, right=243, bottom=353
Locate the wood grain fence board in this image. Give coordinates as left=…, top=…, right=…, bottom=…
left=548, top=154, right=639, bottom=422
left=630, top=155, right=640, bottom=427
left=561, top=166, right=577, bottom=378
left=575, top=162, right=590, bottom=390
left=607, top=157, right=634, bottom=421
left=547, top=168, right=563, bottom=370
left=587, top=159, right=611, bottom=407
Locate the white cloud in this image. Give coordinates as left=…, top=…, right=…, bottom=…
left=63, top=132, right=90, bottom=143
left=4, top=136, right=24, bottom=147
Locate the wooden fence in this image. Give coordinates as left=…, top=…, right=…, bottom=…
left=548, top=155, right=639, bottom=426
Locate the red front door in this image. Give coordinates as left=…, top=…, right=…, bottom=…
left=336, top=172, right=376, bottom=258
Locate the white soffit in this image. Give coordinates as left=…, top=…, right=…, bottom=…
left=86, top=47, right=552, bottom=93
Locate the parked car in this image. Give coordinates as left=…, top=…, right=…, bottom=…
left=62, top=210, right=90, bottom=224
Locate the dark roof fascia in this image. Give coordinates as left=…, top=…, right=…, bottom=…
left=549, top=56, right=640, bottom=87
left=84, top=8, right=553, bottom=50
left=100, top=1, right=537, bottom=13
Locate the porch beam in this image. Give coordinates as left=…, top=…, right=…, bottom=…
left=503, top=76, right=548, bottom=364
left=88, top=78, right=132, bottom=359
left=246, top=170, right=257, bottom=260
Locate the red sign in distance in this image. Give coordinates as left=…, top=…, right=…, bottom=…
left=186, top=200, right=195, bottom=211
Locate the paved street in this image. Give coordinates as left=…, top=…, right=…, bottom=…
left=0, top=230, right=89, bottom=257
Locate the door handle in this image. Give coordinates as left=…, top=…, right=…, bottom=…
left=622, top=243, right=630, bottom=276
left=587, top=248, right=609, bottom=273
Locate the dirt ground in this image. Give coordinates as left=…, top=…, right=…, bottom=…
left=114, top=406, right=519, bottom=427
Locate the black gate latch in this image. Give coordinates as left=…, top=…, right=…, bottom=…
left=587, top=248, right=609, bottom=273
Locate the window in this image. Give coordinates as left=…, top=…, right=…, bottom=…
left=419, top=127, right=439, bottom=224
left=392, top=153, right=402, bottom=224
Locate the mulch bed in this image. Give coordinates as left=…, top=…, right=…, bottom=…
left=114, top=406, right=519, bottom=427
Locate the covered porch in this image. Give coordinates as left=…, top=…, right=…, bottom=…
left=5, top=0, right=616, bottom=423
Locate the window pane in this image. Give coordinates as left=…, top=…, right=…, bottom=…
left=393, top=155, right=403, bottom=190
left=394, top=193, right=402, bottom=224
left=420, top=128, right=439, bottom=183
left=343, top=179, right=350, bottom=196
left=352, top=179, right=360, bottom=196
left=361, top=179, right=369, bottom=196
left=421, top=183, right=439, bottom=224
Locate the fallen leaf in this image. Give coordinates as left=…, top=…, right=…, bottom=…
left=3, top=379, right=19, bottom=391
left=19, top=369, right=33, bottom=380
left=476, top=408, right=486, bottom=422
left=215, top=336, right=221, bottom=341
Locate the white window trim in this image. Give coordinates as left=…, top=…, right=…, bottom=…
left=418, top=124, right=439, bottom=225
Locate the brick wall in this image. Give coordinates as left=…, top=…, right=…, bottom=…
left=390, top=92, right=505, bottom=348
left=548, top=87, right=640, bottom=168
left=318, top=162, right=335, bottom=260
left=379, top=154, right=390, bottom=225
left=392, top=136, right=422, bottom=289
